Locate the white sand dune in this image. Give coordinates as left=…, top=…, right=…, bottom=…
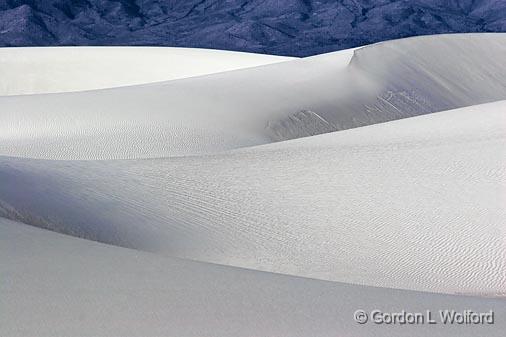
left=1, top=101, right=505, bottom=295
left=1, top=33, right=506, bottom=336
left=1, top=34, right=506, bottom=160
left=0, top=47, right=293, bottom=96
left=2, top=217, right=505, bottom=337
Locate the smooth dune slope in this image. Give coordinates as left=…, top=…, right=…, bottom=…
left=0, top=47, right=293, bottom=96
left=2, top=34, right=506, bottom=336
left=2, top=100, right=505, bottom=294
left=2, top=34, right=506, bottom=159
left=2, top=217, right=505, bottom=337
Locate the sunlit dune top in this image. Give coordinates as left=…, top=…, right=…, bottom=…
left=0, top=47, right=293, bottom=96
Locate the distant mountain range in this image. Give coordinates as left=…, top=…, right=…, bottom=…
left=1, top=0, right=505, bottom=56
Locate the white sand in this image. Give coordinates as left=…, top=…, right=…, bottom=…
left=0, top=47, right=293, bottom=96
left=1, top=100, right=505, bottom=295
left=1, top=217, right=505, bottom=337
left=1, top=34, right=506, bottom=160
left=1, top=33, right=505, bottom=336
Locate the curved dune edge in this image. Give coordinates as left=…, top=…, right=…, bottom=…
left=1, top=101, right=505, bottom=295
left=1, top=34, right=506, bottom=160
left=0, top=47, right=294, bottom=96
left=2, top=217, right=505, bottom=337
left=1, top=34, right=506, bottom=336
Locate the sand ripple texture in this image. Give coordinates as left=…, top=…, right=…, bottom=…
left=1, top=34, right=506, bottom=337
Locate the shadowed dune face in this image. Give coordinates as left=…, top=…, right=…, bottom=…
left=268, top=33, right=506, bottom=140
left=1, top=34, right=506, bottom=160
left=1, top=34, right=506, bottom=337
left=1, top=101, right=505, bottom=295
left=2, top=217, right=506, bottom=337
left=349, top=34, right=506, bottom=112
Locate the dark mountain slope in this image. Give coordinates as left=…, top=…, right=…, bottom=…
left=0, top=0, right=505, bottom=56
